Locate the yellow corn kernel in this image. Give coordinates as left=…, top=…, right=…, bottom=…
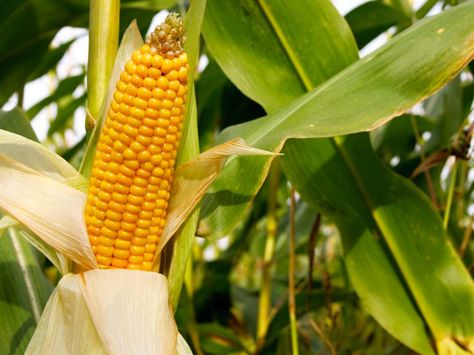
left=148, top=67, right=161, bottom=79
left=123, top=212, right=138, bottom=223
left=118, top=230, right=134, bottom=240
left=97, top=255, right=112, bottom=267
left=114, top=249, right=130, bottom=260
left=166, top=70, right=179, bottom=81
left=132, top=237, right=147, bottom=246
left=115, top=239, right=131, bottom=250
left=121, top=222, right=136, bottom=233
left=129, top=255, right=144, bottom=264
left=136, top=135, right=152, bottom=146
left=85, top=13, right=187, bottom=270
left=125, top=203, right=141, bottom=214
left=101, top=226, right=116, bottom=239
left=97, top=245, right=114, bottom=257
left=112, top=259, right=128, bottom=268
left=142, top=262, right=153, bottom=271
left=138, top=87, right=152, bottom=100
left=127, top=263, right=143, bottom=270
left=140, top=44, right=151, bottom=54
left=130, top=245, right=146, bottom=256
left=136, top=168, right=151, bottom=179
left=99, top=237, right=115, bottom=248
left=145, top=108, right=159, bottom=119
left=161, top=59, right=173, bottom=74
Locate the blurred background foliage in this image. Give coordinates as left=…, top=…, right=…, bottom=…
left=0, top=0, right=473, bottom=354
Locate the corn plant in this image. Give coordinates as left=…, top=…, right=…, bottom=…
left=0, top=0, right=473, bottom=354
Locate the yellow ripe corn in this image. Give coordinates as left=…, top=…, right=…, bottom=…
left=84, top=14, right=188, bottom=271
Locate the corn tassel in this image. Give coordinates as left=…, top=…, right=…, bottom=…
left=84, top=13, right=188, bottom=271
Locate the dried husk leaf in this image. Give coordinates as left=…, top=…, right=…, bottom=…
left=21, top=228, right=71, bottom=274
left=80, top=270, right=178, bottom=355
left=0, top=214, right=69, bottom=274
left=0, top=156, right=96, bottom=270
left=177, top=333, right=193, bottom=354
left=157, top=137, right=274, bottom=255
left=27, top=271, right=179, bottom=355
left=0, top=129, right=88, bottom=272
left=0, top=129, right=83, bottom=182
left=0, top=215, right=68, bottom=275
left=0, top=214, right=19, bottom=232
left=26, top=273, right=106, bottom=355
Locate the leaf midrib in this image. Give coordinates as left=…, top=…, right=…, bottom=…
left=256, top=0, right=376, bottom=211
left=9, top=229, right=42, bottom=323
left=257, top=0, right=314, bottom=91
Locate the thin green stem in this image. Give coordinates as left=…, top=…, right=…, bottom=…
left=443, top=160, right=457, bottom=230
left=416, top=0, right=439, bottom=18
left=86, top=0, right=120, bottom=132
left=184, top=254, right=204, bottom=355
left=257, top=160, right=280, bottom=341
left=165, top=0, right=207, bottom=308
left=306, top=214, right=321, bottom=311
left=459, top=217, right=472, bottom=258
left=184, top=247, right=194, bottom=296
left=178, top=0, right=187, bottom=16
left=17, top=87, right=24, bottom=109
left=289, top=186, right=299, bottom=355
left=79, top=0, right=119, bottom=179
left=454, top=160, right=467, bottom=222
left=410, top=116, right=438, bottom=208
left=308, top=318, right=337, bottom=355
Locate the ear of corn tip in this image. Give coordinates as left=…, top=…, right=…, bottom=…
left=85, top=14, right=188, bottom=271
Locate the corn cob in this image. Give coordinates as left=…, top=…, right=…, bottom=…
left=84, top=13, right=188, bottom=271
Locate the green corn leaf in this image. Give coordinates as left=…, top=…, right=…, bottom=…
left=0, top=229, right=53, bottom=354
left=202, top=0, right=474, bottom=352
left=26, top=73, right=86, bottom=119
left=345, top=2, right=406, bottom=48
left=163, top=0, right=207, bottom=310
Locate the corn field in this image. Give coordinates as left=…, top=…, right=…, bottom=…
left=0, top=0, right=474, bottom=354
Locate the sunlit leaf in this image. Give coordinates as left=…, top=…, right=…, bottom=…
left=202, top=0, right=474, bottom=352
left=346, top=2, right=406, bottom=48
left=0, top=109, right=37, bottom=141
left=26, top=73, right=86, bottom=119
left=48, top=93, right=87, bottom=136
left=27, top=39, right=76, bottom=82
left=202, top=0, right=474, bottom=239
left=161, top=0, right=207, bottom=309
left=158, top=137, right=274, bottom=259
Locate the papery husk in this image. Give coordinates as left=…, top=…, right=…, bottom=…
left=157, top=138, right=275, bottom=257
left=0, top=129, right=88, bottom=272
left=27, top=270, right=180, bottom=355
left=0, top=212, right=70, bottom=274
left=81, top=270, right=178, bottom=354
left=0, top=156, right=96, bottom=270
left=0, top=214, right=19, bottom=231
left=177, top=333, right=193, bottom=354
left=26, top=273, right=106, bottom=355
left=0, top=129, right=84, bottom=182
